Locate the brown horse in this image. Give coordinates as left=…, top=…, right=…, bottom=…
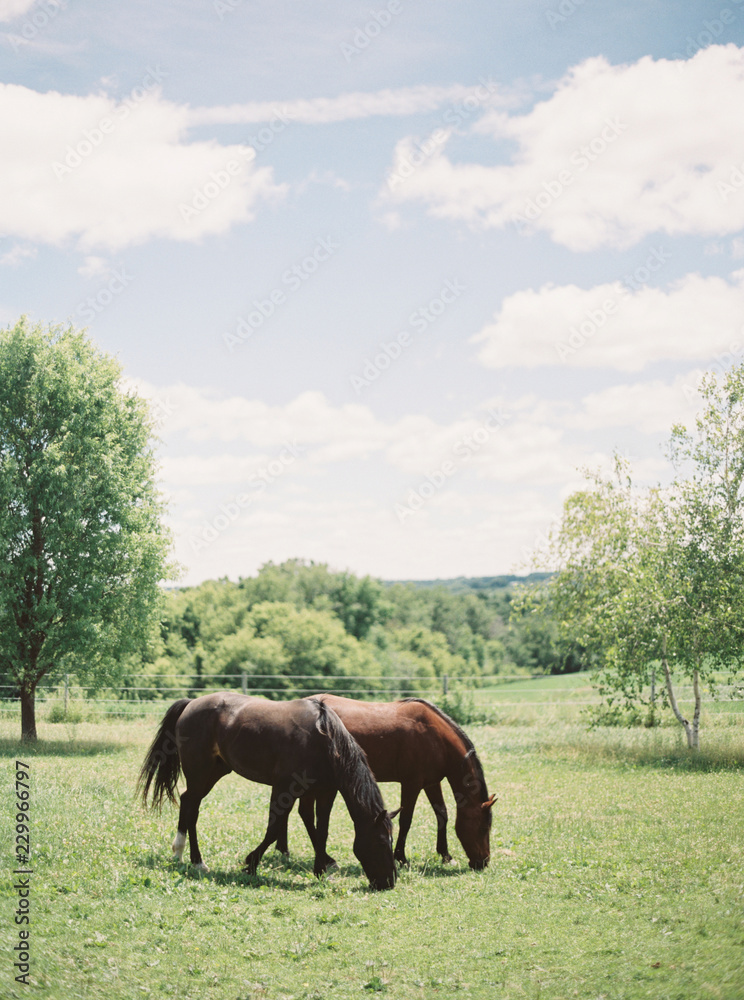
left=138, top=694, right=397, bottom=890
left=275, top=696, right=495, bottom=869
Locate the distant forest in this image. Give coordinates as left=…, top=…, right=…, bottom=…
left=129, top=560, right=577, bottom=699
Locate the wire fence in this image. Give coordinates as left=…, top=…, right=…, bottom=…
left=1, top=671, right=742, bottom=721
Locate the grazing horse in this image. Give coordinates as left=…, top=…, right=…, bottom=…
left=138, top=693, right=397, bottom=891
left=276, top=696, right=495, bottom=869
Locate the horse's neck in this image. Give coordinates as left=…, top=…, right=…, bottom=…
left=444, top=741, right=484, bottom=807
left=338, top=787, right=375, bottom=828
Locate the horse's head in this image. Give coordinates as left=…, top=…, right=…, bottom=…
left=353, top=808, right=398, bottom=890
left=455, top=792, right=496, bottom=870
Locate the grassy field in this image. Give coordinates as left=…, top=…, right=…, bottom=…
left=2, top=693, right=743, bottom=1000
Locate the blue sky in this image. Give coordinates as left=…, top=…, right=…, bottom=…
left=3, top=0, right=744, bottom=584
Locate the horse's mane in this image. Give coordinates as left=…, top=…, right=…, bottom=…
left=398, top=697, right=489, bottom=796
left=311, top=698, right=385, bottom=818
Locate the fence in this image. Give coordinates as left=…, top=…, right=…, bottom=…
left=1, top=671, right=742, bottom=721
left=0, top=671, right=464, bottom=720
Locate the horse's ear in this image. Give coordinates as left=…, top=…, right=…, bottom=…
left=482, top=794, right=497, bottom=810
left=376, top=808, right=399, bottom=825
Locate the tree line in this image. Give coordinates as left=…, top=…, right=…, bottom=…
left=127, top=561, right=564, bottom=701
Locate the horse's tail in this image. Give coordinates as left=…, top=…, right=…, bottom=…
left=312, top=699, right=385, bottom=818
left=137, top=698, right=191, bottom=810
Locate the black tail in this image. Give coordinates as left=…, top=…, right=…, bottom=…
left=312, top=699, right=385, bottom=819
left=137, top=699, right=191, bottom=810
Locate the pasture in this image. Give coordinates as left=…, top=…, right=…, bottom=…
left=2, top=696, right=743, bottom=1000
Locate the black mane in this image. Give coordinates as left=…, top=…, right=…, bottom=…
left=311, top=698, right=386, bottom=818
left=398, top=697, right=489, bottom=797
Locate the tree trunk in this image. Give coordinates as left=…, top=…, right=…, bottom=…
left=661, top=641, right=700, bottom=750
left=20, top=684, right=38, bottom=743
left=690, top=668, right=702, bottom=750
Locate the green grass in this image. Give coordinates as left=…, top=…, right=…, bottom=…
left=2, top=710, right=743, bottom=1000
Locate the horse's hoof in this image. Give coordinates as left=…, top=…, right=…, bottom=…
left=314, top=858, right=338, bottom=877
left=442, top=855, right=454, bottom=865
left=193, top=862, right=209, bottom=873
left=394, top=855, right=409, bottom=867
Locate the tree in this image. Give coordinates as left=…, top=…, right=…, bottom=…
left=0, top=319, right=173, bottom=741
left=518, top=365, right=744, bottom=749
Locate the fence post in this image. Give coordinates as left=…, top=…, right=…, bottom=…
left=443, top=674, right=448, bottom=697
left=242, top=671, right=247, bottom=696
left=64, top=674, right=69, bottom=713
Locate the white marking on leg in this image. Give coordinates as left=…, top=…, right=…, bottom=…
left=172, top=830, right=186, bottom=862
left=193, top=861, right=209, bottom=873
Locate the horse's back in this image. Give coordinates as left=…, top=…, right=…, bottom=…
left=311, top=694, right=455, bottom=783
left=176, top=693, right=326, bottom=786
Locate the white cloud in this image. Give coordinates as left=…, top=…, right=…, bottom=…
left=134, top=381, right=437, bottom=464
left=131, top=379, right=690, bottom=584
left=0, top=0, right=36, bottom=20
left=569, top=371, right=706, bottom=434
left=188, top=83, right=505, bottom=127
left=169, top=487, right=564, bottom=586
left=473, top=270, right=744, bottom=370
left=77, top=255, right=110, bottom=278
left=382, top=45, right=744, bottom=250
left=132, top=381, right=610, bottom=498
left=0, top=243, right=36, bottom=266
left=160, top=453, right=292, bottom=488
left=0, top=83, right=286, bottom=251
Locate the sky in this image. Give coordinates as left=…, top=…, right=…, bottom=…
left=2, top=0, right=744, bottom=586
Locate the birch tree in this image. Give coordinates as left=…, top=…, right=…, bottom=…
left=520, top=365, right=744, bottom=749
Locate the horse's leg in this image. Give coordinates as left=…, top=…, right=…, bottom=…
left=244, top=784, right=295, bottom=874
left=424, top=782, right=452, bottom=863
left=274, top=798, right=294, bottom=857
left=394, top=783, right=420, bottom=866
left=175, top=788, right=208, bottom=871
left=173, top=759, right=230, bottom=873
left=296, top=792, right=319, bottom=850
left=310, top=789, right=338, bottom=876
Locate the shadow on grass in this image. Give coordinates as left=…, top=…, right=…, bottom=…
left=572, top=735, right=744, bottom=773
left=135, top=851, right=387, bottom=892
left=0, top=736, right=126, bottom=757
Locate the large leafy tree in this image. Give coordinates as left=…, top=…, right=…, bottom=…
left=519, top=365, right=744, bottom=749
left=0, top=318, right=173, bottom=740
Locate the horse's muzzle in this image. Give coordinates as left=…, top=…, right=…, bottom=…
left=469, top=856, right=489, bottom=871
left=371, top=871, right=397, bottom=891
